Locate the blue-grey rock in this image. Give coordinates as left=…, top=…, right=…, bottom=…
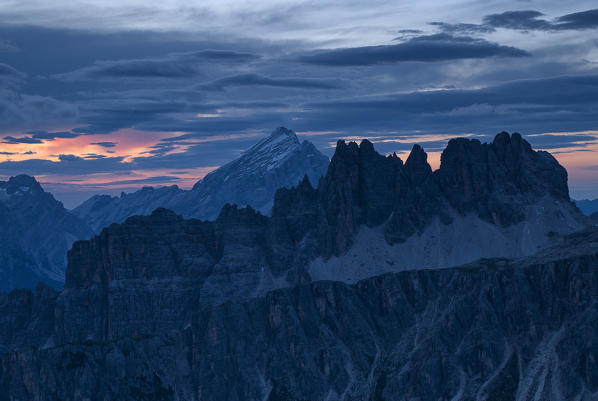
left=73, top=127, right=330, bottom=233
left=0, top=175, right=93, bottom=290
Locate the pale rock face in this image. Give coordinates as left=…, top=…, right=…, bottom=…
left=73, top=127, right=330, bottom=233
left=309, top=196, right=584, bottom=284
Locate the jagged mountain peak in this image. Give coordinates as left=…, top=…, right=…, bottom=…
left=492, top=130, right=528, bottom=149
left=191, top=127, right=305, bottom=191
left=273, top=131, right=585, bottom=257
left=246, top=126, right=299, bottom=151
left=236, top=126, right=302, bottom=167
left=439, top=131, right=569, bottom=206
left=64, top=129, right=587, bottom=297
left=0, top=174, right=44, bottom=196
left=405, top=144, right=431, bottom=183
left=328, top=138, right=387, bottom=170
left=74, top=127, right=329, bottom=232
left=270, top=126, right=296, bottom=138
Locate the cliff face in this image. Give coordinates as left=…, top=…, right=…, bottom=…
left=436, top=132, right=569, bottom=225
left=1, top=229, right=597, bottom=401
left=273, top=132, right=583, bottom=266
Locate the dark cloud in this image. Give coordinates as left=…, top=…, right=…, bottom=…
left=297, top=34, right=529, bottom=66
left=0, top=156, right=129, bottom=176
left=213, top=101, right=289, bottom=109
left=524, top=133, right=598, bottom=149
left=183, top=49, right=260, bottom=61
left=28, top=131, right=80, bottom=140
left=294, top=74, right=598, bottom=133
left=58, top=58, right=200, bottom=80
left=89, top=73, right=598, bottom=145
left=1, top=131, right=79, bottom=144
left=55, top=49, right=260, bottom=81
left=396, top=29, right=423, bottom=34
left=73, top=98, right=196, bottom=134
left=200, top=73, right=343, bottom=90
left=134, top=111, right=287, bottom=135
left=58, top=154, right=84, bottom=162
left=0, top=151, right=16, bottom=155
left=91, top=141, right=117, bottom=148
left=70, top=96, right=288, bottom=136
left=82, top=153, right=107, bottom=159
left=131, top=136, right=263, bottom=169
left=0, top=24, right=277, bottom=88
left=483, top=10, right=553, bottom=31
left=556, top=9, right=598, bottom=30
left=306, top=74, right=598, bottom=113
left=0, top=90, right=78, bottom=133
left=2, top=136, right=43, bottom=144
left=393, top=29, right=425, bottom=41
left=428, top=22, right=495, bottom=34
left=431, top=8, right=598, bottom=35
left=99, top=176, right=181, bottom=186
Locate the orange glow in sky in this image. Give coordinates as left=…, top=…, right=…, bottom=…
left=1, top=129, right=596, bottom=201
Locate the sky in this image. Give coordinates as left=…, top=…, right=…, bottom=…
left=0, top=0, right=597, bottom=208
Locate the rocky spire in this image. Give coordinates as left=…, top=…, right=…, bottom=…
left=405, top=144, right=432, bottom=185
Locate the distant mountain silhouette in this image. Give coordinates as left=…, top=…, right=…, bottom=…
left=0, top=175, right=93, bottom=290
left=73, top=127, right=329, bottom=233
left=574, top=198, right=598, bottom=215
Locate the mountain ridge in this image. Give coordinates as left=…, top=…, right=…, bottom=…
left=575, top=198, right=598, bottom=215
left=65, top=132, right=587, bottom=297
left=73, top=127, right=329, bottom=233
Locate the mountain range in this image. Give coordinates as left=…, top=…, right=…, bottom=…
left=575, top=198, right=598, bottom=216
left=0, top=128, right=329, bottom=291
left=73, top=127, right=330, bottom=233
left=0, top=132, right=595, bottom=400
left=59, top=132, right=587, bottom=306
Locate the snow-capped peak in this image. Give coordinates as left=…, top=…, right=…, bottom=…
left=244, top=127, right=300, bottom=156
left=230, top=127, right=302, bottom=173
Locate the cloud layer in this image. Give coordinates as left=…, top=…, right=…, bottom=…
left=298, top=34, right=529, bottom=66
left=1, top=3, right=598, bottom=204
